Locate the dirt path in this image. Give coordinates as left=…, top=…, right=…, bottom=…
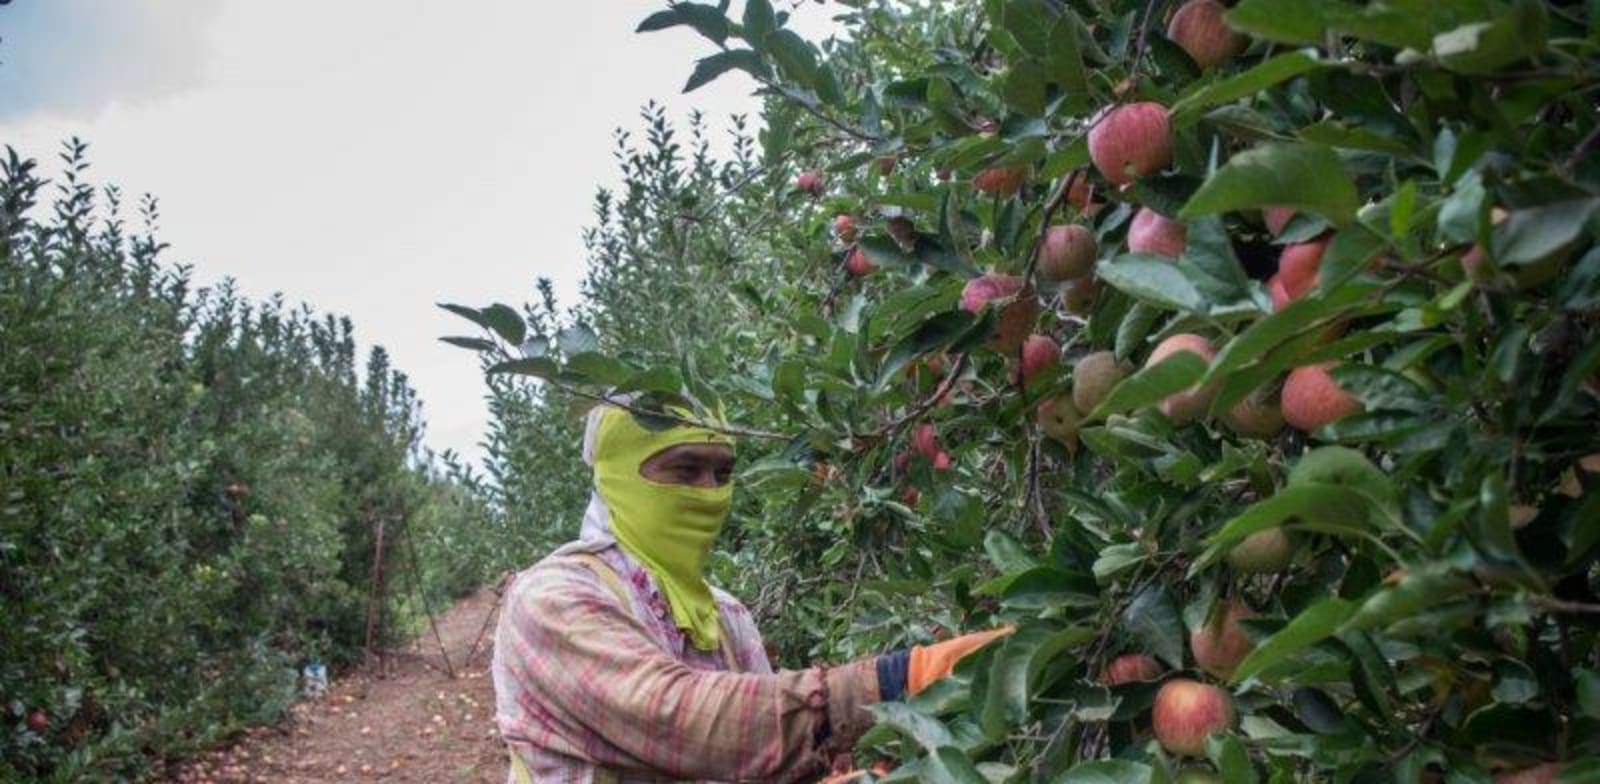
left=169, top=582, right=510, bottom=784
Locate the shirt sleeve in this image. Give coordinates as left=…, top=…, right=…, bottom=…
left=503, top=558, right=879, bottom=783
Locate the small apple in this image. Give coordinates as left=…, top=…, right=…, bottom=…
left=1494, top=763, right=1565, bottom=784
left=1128, top=207, right=1187, bottom=259
left=1225, top=528, right=1293, bottom=574
left=1072, top=350, right=1127, bottom=415
left=961, top=273, right=1037, bottom=353
left=1036, top=396, right=1082, bottom=450
left=1275, top=237, right=1330, bottom=305
left=1017, top=334, right=1061, bottom=385
left=973, top=165, right=1028, bottom=197
left=875, top=155, right=898, bottom=176
left=1222, top=385, right=1285, bottom=438
left=795, top=170, right=825, bottom=196
left=1167, top=0, right=1249, bottom=69
left=1282, top=362, right=1362, bottom=433
left=1061, top=276, right=1101, bottom=316
left=1037, top=224, right=1098, bottom=281
left=1100, top=653, right=1163, bottom=685
left=1088, top=103, right=1172, bottom=185
left=833, top=214, right=858, bottom=243
left=1174, top=768, right=1224, bottom=784
left=1145, top=334, right=1218, bottom=425
left=1153, top=678, right=1235, bottom=757
left=1190, top=601, right=1255, bottom=680
left=845, top=247, right=876, bottom=277
left=912, top=423, right=941, bottom=461
left=26, top=710, right=49, bottom=734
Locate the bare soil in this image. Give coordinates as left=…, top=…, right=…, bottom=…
left=167, top=582, right=509, bottom=784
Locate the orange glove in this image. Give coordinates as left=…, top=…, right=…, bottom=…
left=907, top=627, right=1014, bottom=694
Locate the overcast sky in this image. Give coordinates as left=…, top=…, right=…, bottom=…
left=0, top=1, right=835, bottom=466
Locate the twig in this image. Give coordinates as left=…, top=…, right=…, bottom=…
left=1533, top=596, right=1600, bottom=615
left=402, top=525, right=456, bottom=679
left=462, top=574, right=512, bottom=667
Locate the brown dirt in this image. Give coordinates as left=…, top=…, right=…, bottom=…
left=167, top=582, right=510, bottom=784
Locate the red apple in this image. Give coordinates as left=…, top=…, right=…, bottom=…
left=887, top=216, right=917, bottom=249
left=1190, top=602, right=1255, bottom=680
left=845, top=247, right=876, bottom=277
left=961, top=273, right=1024, bottom=314
left=1017, top=334, right=1061, bottom=385
left=1101, top=653, right=1163, bottom=685
left=1267, top=274, right=1293, bottom=311
left=1145, top=334, right=1218, bottom=425
left=26, top=710, right=49, bottom=734
left=932, top=450, right=952, bottom=471
left=912, top=423, right=941, bottom=461
left=1281, top=362, right=1362, bottom=433
left=961, top=273, right=1037, bottom=353
left=1128, top=207, right=1188, bottom=259
left=796, top=170, right=825, bottom=196
left=901, top=487, right=921, bottom=506
left=1263, top=205, right=1295, bottom=237
left=833, top=214, right=858, bottom=243
left=1037, top=224, right=1098, bottom=281
left=1065, top=174, right=1097, bottom=215
left=1276, top=237, right=1329, bottom=305
left=1088, top=103, right=1172, bottom=185
left=974, top=165, right=1028, bottom=197
left=1167, top=0, right=1249, bottom=69
left=1153, top=679, right=1235, bottom=756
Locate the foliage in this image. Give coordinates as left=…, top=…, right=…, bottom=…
left=0, top=142, right=489, bottom=781
left=451, top=0, right=1600, bottom=779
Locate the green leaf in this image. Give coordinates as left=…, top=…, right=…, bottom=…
left=741, top=0, right=776, bottom=43
left=983, top=625, right=1094, bottom=730
left=439, top=336, right=498, bottom=352
left=556, top=325, right=600, bottom=355
left=565, top=352, right=635, bottom=386
left=684, top=50, right=768, bottom=92
left=1340, top=566, right=1472, bottom=633
left=857, top=235, right=977, bottom=277
left=1122, top=584, right=1184, bottom=669
left=767, top=29, right=822, bottom=91
left=478, top=303, right=526, bottom=345
left=1230, top=598, right=1355, bottom=684
left=1491, top=198, right=1600, bottom=267
left=1224, top=0, right=1328, bottom=44
left=1193, top=483, right=1371, bottom=574
left=487, top=357, right=559, bottom=379
left=985, top=530, right=1042, bottom=573
left=1180, top=143, right=1359, bottom=227
left=1432, top=0, right=1549, bottom=74
left=1217, top=735, right=1257, bottom=783
left=878, top=310, right=977, bottom=387
left=1086, top=350, right=1208, bottom=421
left=1298, top=120, right=1415, bottom=156
left=1577, top=668, right=1600, bottom=719
left=925, top=747, right=988, bottom=784
left=1096, top=255, right=1205, bottom=313
left=1172, top=51, right=1324, bottom=126
left=635, top=3, right=730, bottom=45
left=869, top=702, right=956, bottom=750
left=1202, top=281, right=1380, bottom=386
left=1286, top=446, right=1399, bottom=518
left=1053, top=760, right=1154, bottom=784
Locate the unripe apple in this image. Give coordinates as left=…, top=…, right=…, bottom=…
left=845, top=247, right=876, bottom=277
left=1222, top=386, right=1284, bottom=438
left=1072, top=350, right=1127, bottom=415
left=974, top=165, right=1028, bottom=197
left=1153, top=679, right=1235, bottom=756
left=1190, top=601, right=1255, bottom=680
left=1225, top=528, right=1293, bottom=574
left=1100, top=653, right=1163, bottom=685
left=1494, top=764, right=1565, bottom=784
left=1061, top=276, right=1101, bottom=316
left=1128, top=207, right=1188, bottom=258
left=1282, top=362, right=1362, bottom=433
left=833, top=214, right=858, bottom=243
left=26, top=710, right=49, bottom=734
left=1017, top=334, right=1061, bottom=385
left=1146, top=334, right=1218, bottom=425
left=1263, top=205, right=1295, bottom=237
left=912, top=423, right=941, bottom=461
left=1036, top=396, right=1082, bottom=450
left=1276, top=237, right=1329, bottom=305
left=796, top=170, right=825, bottom=196
left=1088, top=102, right=1172, bottom=185
left=1167, top=0, right=1248, bottom=69
left=1037, top=224, right=1098, bottom=281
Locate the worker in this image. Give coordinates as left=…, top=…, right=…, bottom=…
left=491, top=401, right=1009, bottom=783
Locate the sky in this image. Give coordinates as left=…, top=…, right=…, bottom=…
left=0, top=1, right=836, bottom=466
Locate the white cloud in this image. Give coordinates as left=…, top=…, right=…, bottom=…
left=0, top=1, right=838, bottom=467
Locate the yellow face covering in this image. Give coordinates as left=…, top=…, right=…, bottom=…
left=591, top=406, right=734, bottom=650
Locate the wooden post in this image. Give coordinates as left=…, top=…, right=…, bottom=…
left=362, top=516, right=387, bottom=665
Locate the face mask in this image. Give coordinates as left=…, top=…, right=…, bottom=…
left=592, top=407, right=734, bottom=650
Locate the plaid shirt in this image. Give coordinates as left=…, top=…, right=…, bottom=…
left=492, top=546, right=878, bottom=783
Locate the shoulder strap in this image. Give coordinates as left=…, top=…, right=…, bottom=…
left=568, top=552, right=740, bottom=671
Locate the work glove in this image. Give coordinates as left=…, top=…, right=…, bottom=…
left=907, top=627, right=1014, bottom=694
